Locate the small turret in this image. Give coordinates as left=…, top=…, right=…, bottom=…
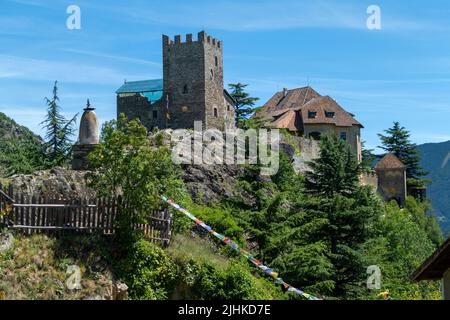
left=72, top=100, right=100, bottom=170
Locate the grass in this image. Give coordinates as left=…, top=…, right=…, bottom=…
left=167, top=233, right=230, bottom=270
left=0, top=232, right=115, bottom=300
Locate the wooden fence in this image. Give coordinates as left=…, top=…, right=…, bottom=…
left=0, top=185, right=172, bottom=247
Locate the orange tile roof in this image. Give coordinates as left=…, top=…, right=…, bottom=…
left=375, top=153, right=406, bottom=170
left=256, top=86, right=363, bottom=130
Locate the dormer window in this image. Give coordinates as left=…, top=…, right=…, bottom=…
left=325, top=111, right=335, bottom=118
left=308, top=111, right=317, bottom=119
left=183, top=84, right=188, bottom=94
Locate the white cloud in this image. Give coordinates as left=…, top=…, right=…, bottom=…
left=0, top=54, right=153, bottom=85
left=61, top=49, right=161, bottom=67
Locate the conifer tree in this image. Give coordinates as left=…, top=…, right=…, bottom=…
left=378, top=122, right=428, bottom=181
left=302, top=134, right=382, bottom=297
left=41, top=81, right=77, bottom=167
left=228, top=83, right=259, bottom=129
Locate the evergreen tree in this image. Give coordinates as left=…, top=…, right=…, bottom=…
left=305, top=134, right=360, bottom=197
left=41, top=81, right=77, bottom=166
left=378, top=122, right=428, bottom=181
left=303, top=134, right=382, bottom=297
left=228, top=83, right=259, bottom=129
left=361, top=140, right=376, bottom=172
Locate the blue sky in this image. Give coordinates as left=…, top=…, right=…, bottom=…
left=1, top=0, right=450, bottom=152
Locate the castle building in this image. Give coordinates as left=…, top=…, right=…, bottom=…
left=375, top=153, right=408, bottom=207
left=116, top=31, right=236, bottom=131
left=255, top=87, right=363, bottom=162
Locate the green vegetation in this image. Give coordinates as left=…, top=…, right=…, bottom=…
left=378, top=122, right=428, bottom=184
left=228, top=83, right=259, bottom=129
left=219, top=133, right=443, bottom=300
left=0, top=112, right=47, bottom=177
left=417, top=140, right=450, bottom=234
left=87, top=114, right=187, bottom=247
left=41, top=81, right=78, bottom=167
left=0, top=81, right=79, bottom=177
left=0, top=232, right=115, bottom=300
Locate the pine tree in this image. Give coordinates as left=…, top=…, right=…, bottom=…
left=41, top=81, right=77, bottom=167
left=361, top=140, right=376, bottom=172
left=378, top=122, right=428, bottom=181
left=228, top=83, right=259, bottom=129
left=305, top=134, right=360, bottom=197
left=303, top=134, right=382, bottom=297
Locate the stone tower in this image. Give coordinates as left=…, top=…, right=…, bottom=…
left=163, top=31, right=226, bottom=129
left=375, top=153, right=407, bottom=207
left=72, top=100, right=99, bottom=170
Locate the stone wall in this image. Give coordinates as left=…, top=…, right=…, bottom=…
left=117, top=94, right=167, bottom=130
left=376, top=167, right=407, bottom=206
left=303, top=124, right=362, bottom=162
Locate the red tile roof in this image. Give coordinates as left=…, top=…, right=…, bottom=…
left=256, top=86, right=363, bottom=130
left=375, top=153, right=406, bottom=170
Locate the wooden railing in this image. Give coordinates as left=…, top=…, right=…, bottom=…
left=0, top=185, right=172, bottom=247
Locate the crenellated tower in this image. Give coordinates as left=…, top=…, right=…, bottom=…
left=163, top=31, right=226, bottom=129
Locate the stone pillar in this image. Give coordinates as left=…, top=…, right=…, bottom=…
left=72, top=100, right=99, bottom=170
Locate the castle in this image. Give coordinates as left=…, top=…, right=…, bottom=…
left=111, top=30, right=412, bottom=207
left=116, top=31, right=236, bottom=131
left=256, top=87, right=363, bottom=162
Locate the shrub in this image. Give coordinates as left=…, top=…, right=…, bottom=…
left=120, top=239, right=177, bottom=300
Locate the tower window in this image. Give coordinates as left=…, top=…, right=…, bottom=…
left=215, top=56, right=218, bottom=67
left=183, top=84, right=188, bottom=94
left=227, top=104, right=231, bottom=111
left=214, top=108, right=218, bottom=117
left=308, top=111, right=317, bottom=119
left=210, top=69, right=214, bottom=80
left=153, top=110, right=158, bottom=119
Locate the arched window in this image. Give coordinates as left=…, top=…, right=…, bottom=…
left=183, top=84, right=188, bottom=94
left=214, top=108, right=218, bottom=117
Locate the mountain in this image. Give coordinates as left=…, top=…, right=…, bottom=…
left=418, top=141, right=450, bottom=234
left=0, top=112, right=45, bottom=177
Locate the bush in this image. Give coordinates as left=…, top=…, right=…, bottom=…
left=188, top=204, right=245, bottom=245
left=120, top=239, right=177, bottom=300
left=181, top=260, right=283, bottom=300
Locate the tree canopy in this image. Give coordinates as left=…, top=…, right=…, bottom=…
left=228, top=83, right=259, bottom=129
left=378, top=122, right=428, bottom=182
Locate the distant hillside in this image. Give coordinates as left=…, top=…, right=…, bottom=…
left=0, top=112, right=45, bottom=177
left=418, top=141, right=450, bottom=234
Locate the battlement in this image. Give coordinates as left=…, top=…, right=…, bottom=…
left=162, top=31, right=222, bottom=48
